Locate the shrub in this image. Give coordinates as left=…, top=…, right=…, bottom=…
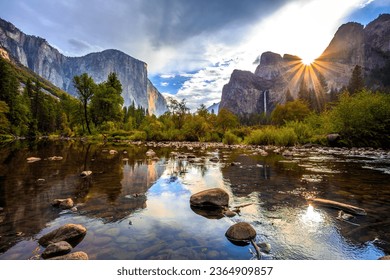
left=329, top=90, right=390, bottom=147
left=223, top=130, right=241, bottom=145
left=245, top=126, right=297, bottom=146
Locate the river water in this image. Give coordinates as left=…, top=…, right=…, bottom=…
left=0, top=141, right=389, bottom=260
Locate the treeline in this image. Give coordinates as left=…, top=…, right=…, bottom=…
left=1, top=55, right=390, bottom=148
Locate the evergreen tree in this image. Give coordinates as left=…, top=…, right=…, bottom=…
left=285, top=89, right=294, bottom=103
left=298, top=79, right=310, bottom=104
left=348, top=65, right=365, bottom=94
left=90, top=73, right=124, bottom=127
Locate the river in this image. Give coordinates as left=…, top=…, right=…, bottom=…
left=0, top=140, right=389, bottom=260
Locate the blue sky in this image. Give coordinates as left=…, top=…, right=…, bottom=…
left=0, top=0, right=389, bottom=110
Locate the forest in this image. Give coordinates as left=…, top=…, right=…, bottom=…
left=1, top=57, right=390, bottom=148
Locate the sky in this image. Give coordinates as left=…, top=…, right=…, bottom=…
left=0, top=0, right=389, bottom=110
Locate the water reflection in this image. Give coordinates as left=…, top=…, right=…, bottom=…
left=0, top=141, right=389, bottom=259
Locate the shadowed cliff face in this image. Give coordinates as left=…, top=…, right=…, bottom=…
left=220, top=14, right=390, bottom=117
left=0, top=18, right=167, bottom=116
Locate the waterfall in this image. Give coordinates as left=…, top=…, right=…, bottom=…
left=264, top=90, right=268, bottom=114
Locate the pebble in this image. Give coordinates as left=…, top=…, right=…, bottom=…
left=207, top=250, right=220, bottom=258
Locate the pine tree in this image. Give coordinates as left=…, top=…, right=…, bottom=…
left=348, top=65, right=365, bottom=94
left=285, top=89, right=294, bottom=103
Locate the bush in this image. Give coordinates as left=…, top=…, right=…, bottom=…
left=245, top=126, right=297, bottom=146
left=271, top=100, right=311, bottom=126
left=223, top=130, right=241, bottom=145
left=329, top=90, right=390, bottom=147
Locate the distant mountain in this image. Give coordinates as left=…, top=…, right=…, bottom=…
left=207, top=102, right=220, bottom=114
left=0, top=18, right=167, bottom=116
left=220, top=14, right=390, bottom=117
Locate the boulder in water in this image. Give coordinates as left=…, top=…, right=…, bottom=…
left=80, top=171, right=92, bottom=178
left=190, top=188, right=229, bottom=208
left=41, top=241, right=72, bottom=259
left=225, top=222, right=256, bottom=245
left=38, top=224, right=87, bottom=247
left=27, top=157, right=41, bottom=163
left=52, top=198, right=74, bottom=209
left=47, top=251, right=89, bottom=260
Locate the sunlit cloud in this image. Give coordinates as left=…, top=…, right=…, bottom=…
left=158, top=0, right=374, bottom=110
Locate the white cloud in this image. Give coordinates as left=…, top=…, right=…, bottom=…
left=160, top=82, right=169, bottom=87
left=160, top=74, right=176, bottom=79
left=162, top=0, right=372, bottom=111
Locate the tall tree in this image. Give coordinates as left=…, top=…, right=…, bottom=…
left=90, top=73, right=124, bottom=127
left=73, top=73, right=95, bottom=134
left=348, top=65, right=365, bottom=94
left=298, top=79, right=310, bottom=104
left=285, top=89, right=294, bottom=103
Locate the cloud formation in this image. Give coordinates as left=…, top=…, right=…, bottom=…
left=0, top=0, right=386, bottom=110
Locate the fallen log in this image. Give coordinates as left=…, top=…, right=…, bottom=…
left=308, top=198, right=367, bottom=216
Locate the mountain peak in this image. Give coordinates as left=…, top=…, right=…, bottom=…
left=0, top=18, right=167, bottom=115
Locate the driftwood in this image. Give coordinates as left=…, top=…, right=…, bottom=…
left=308, top=198, right=367, bottom=216
left=232, top=203, right=253, bottom=212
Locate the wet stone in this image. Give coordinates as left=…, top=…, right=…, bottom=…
left=38, top=224, right=87, bottom=247
left=225, top=222, right=256, bottom=244
left=48, top=251, right=89, bottom=260
left=80, top=171, right=92, bottom=178
left=190, top=188, right=229, bottom=208
left=105, top=227, right=120, bottom=237
left=41, top=241, right=72, bottom=259
left=207, top=250, right=220, bottom=259
left=93, top=236, right=112, bottom=246
left=52, top=198, right=74, bottom=209
left=27, top=157, right=41, bottom=163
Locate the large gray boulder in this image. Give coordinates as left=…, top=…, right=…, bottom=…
left=190, top=188, right=229, bottom=208
left=38, top=224, right=87, bottom=247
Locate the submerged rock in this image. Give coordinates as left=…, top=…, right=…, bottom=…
left=225, top=222, right=256, bottom=245
left=27, top=157, right=41, bottom=163
left=48, top=156, right=63, bottom=161
left=80, top=171, right=92, bottom=178
left=38, top=224, right=87, bottom=247
left=41, top=241, right=72, bottom=259
left=52, top=198, right=74, bottom=209
left=190, top=188, right=229, bottom=208
left=47, top=251, right=89, bottom=260
left=146, top=149, right=156, bottom=157
left=223, top=210, right=237, bottom=217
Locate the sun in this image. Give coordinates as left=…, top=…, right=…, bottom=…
left=301, top=56, right=315, bottom=66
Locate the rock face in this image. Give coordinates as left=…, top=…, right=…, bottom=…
left=220, top=14, right=390, bottom=116
left=190, top=188, right=229, bottom=208
left=38, top=223, right=87, bottom=247
left=220, top=70, right=273, bottom=117
left=0, top=18, right=167, bottom=116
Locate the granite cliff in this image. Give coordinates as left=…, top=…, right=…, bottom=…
left=0, top=18, right=167, bottom=115
left=220, top=14, right=390, bottom=116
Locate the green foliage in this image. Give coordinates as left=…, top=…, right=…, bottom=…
left=348, top=65, right=365, bottom=94
left=73, top=73, right=96, bottom=134
left=223, top=130, right=241, bottom=145
left=90, top=73, right=124, bottom=127
left=0, top=100, right=10, bottom=133
left=245, top=126, right=298, bottom=146
left=271, top=100, right=311, bottom=126
left=328, top=90, right=390, bottom=147
left=216, top=108, right=239, bottom=132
